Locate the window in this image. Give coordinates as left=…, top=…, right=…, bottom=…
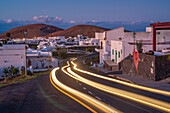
left=112, top=49, right=114, bottom=55
left=101, top=41, right=103, bottom=49
left=118, top=51, right=120, bottom=58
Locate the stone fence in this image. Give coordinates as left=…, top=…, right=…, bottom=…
left=119, top=53, right=170, bottom=81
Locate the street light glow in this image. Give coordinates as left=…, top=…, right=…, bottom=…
left=50, top=66, right=121, bottom=113
left=71, top=60, right=170, bottom=96
left=66, top=65, right=170, bottom=112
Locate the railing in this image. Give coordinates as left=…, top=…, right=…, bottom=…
left=96, top=46, right=103, bottom=49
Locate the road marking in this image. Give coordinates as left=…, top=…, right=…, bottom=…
left=88, top=91, right=93, bottom=95
left=67, top=65, right=170, bottom=112
left=50, top=68, right=97, bottom=113
left=51, top=66, right=122, bottom=113
left=83, top=87, right=86, bottom=90
left=71, top=60, right=170, bottom=96
left=95, top=96, right=102, bottom=100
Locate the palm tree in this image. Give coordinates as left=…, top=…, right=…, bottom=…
left=136, top=40, right=143, bottom=53
left=6, top=32, right=11, bottom=38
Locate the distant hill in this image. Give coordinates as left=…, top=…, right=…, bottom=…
left=0, top=24, right=63, bottom=39
left=46, top=25, right=109, bottom=38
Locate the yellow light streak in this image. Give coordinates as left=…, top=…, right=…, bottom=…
left=50, top=67, right=121, bottom=113
left=71, top=60, right=170, bottom=96
left=66, top=66, right=170, bottom=112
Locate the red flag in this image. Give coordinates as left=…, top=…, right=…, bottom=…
left=133, top=49, right=139, bottom=73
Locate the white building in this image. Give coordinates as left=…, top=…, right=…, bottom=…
left=79, top=38, right=99, bottom=46
left=95, top=27, right=170, bottom=70
left=48, top=36, right=65, bottom=42
left=0, top=44, right=25, bottom=76
left=26, top=48, right=57, bottom=70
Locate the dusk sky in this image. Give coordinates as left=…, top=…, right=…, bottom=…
left=0, top=0, right=170, bottom=33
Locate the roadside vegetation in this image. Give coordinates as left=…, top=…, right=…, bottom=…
left=52, top=48, right=87, bottom=60
left=84, top=56, right=99, bottom=66
left=0, top=65, right=49, bottom=88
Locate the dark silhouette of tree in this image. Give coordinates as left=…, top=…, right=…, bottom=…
left=6, top=32, right=11, bottom=38
left=86, top=47, right=92, bottom=53
left=136, top=40, right=143, bottom=53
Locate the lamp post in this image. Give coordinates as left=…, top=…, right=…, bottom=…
left=24, top=30, right=27, bottom=76
left=133, top=32, right=136, bottom=50
left=48, top=41, right=50, bottom=71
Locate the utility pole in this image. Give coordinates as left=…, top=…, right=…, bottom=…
left=48, top=41, right=50, bottom=71
left=24, top=30, right=27, bottom=76
left=133, top=32, right=136, bottom=50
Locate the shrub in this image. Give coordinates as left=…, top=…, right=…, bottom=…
left=85, top=57, right=93, bottom=66
left=52, top=51, right=58, bottom=56
left=3, top=65, right=19, bottom=78
left=45, top=65, right=53, bottom=68
left=1, top=75, right=5, bottom=79
left=49, top=65, right=53, bottom=68
left=96, top=69, right=101, bottom=72
left=136, top=40, right=143, bottom=53
left=93, top=56, right=99, bottom=63
left=53, top=49, right=67, bottom=59
left=113, top=75, right=117, bottom=79
left=27, top=70, right=33, bottom=76
left=86, top=48, right=92, bottom=53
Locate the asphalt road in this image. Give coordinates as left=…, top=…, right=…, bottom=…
left=57, top=58, right=169, bottom=113
left=0, top=55, right=169, bottom=113
left=0, top=70, right=90, bottom=113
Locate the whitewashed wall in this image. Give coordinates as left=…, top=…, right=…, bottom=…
left=0, top=45, right=25, bottom=76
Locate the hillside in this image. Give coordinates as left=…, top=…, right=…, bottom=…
left=46, top=25, right=109, bottom=38
left=0, top=24, right=63, bottom=39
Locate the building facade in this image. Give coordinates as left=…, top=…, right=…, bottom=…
left=0, top=44, right=25, bottom=76
left=95, top=26, right=170, bottom=70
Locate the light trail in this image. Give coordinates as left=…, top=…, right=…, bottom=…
left=67, top=64, right=170, bottom=112
left=50, top=67, right=121, bottom=113
left=71, top=60, right=170, bottom=96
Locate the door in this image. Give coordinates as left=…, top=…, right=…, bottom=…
left=115, top=50, right=117, bottom=62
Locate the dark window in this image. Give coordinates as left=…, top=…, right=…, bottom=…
left=101, top=41, right=103, bottom=49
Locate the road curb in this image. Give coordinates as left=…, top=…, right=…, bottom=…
left=108, top=75, right=134, bottom=84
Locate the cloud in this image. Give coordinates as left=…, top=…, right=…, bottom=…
left=69, top=20, right=76, bottom=23
left=0, top=16, right=157, bottom=34
left=91, top=20, right=97, bottom=22
left=33, top=15, right=63, bottom=23
left=5, top=19, right=14, bottom=23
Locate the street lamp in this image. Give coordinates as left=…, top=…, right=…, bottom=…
left=24, top=30, right=27, bottom=76
left=133, top=32, right=136, bottom=50
left=48, top=41, right=50, bottom=71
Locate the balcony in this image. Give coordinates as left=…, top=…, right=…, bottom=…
left=95, top=46, right=103, bottom=52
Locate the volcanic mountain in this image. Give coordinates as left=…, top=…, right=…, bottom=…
left=0, top=24, right=63, bottom=39
left=46, top=25, right=109, bottom=38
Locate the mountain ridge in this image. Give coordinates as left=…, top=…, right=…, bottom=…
left=46, top=25, right=110, bottom=38
left=0, top=23, right=63, bottom=39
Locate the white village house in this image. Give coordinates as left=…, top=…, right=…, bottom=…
left=0, top=44, right=25, bottom=76
left=95, top=25, right=170, bottom=70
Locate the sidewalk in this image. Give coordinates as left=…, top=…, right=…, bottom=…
left=108, top=74, right=170, bottom=92
left=90, top=63, right=170, bottom=92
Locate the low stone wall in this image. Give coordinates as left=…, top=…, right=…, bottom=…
left=155, top=55, right=170, bottom=80
left=120, top=53, right=170, bottom=81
